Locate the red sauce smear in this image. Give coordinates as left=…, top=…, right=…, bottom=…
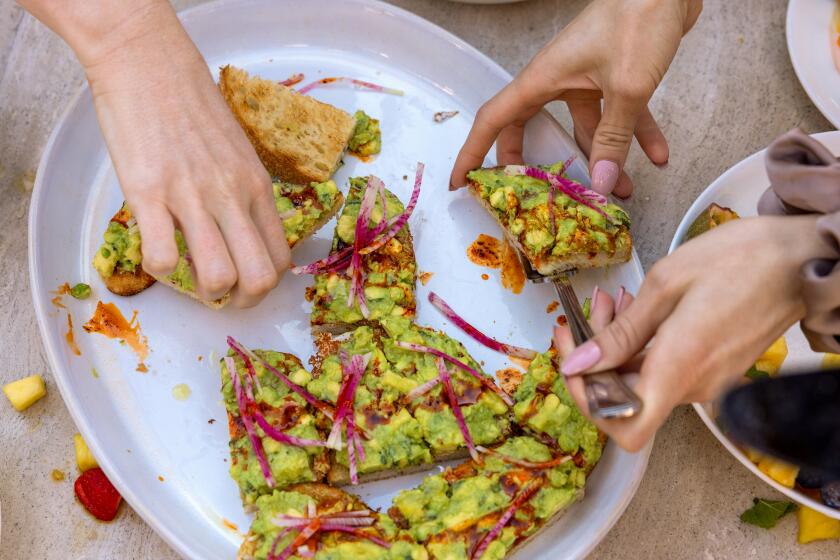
left=419, top=271, right=434, bottom=286
left=83, top=301, right=149, bottom=368
left=467, top=234, right=502, bottom=268
left=66, top=313, right=81, bottom=356
left=500, top=239, right=525, bottom=295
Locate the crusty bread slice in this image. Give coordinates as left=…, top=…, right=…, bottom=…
left=467, top=173, right=632, bottom=275
left=219, top=65, right=356, bottom=184
left=103, top=268, right=156, bottom=296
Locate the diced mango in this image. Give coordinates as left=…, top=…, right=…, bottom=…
left=742, top=446, right=764, bottom=464
left=797, top=505, right=840, bottom=544
left=3, top=374, right=46, bottom=411
left=74, top=433, right=98, bottom=472
left=821, top=353, right=840, bottom=370
left=754, top=337, right=788, bottom=376
left=757, top=455, right=799, bottom=488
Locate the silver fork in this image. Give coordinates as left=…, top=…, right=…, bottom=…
left=514, top=248, right=643, bottom=419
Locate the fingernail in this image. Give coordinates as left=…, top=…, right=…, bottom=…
left=655, top=159, right=669, bottom=169
left=591, top=160, right=619, bottom=194
left=590, top=285, right=600, bottom=315
left=561, top=341, right=602, bottom=376
left=616, top=285, right=626, bottom=310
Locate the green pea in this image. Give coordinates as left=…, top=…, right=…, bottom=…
left=70, top=283, right=91, bottom=300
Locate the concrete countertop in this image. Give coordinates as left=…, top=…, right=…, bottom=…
left=0, top=0, right=838, bottom=558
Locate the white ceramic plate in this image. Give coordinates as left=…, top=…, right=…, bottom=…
left=29, top=1, right=651, bottom=558
left=787, top=0, right=840, bottom=128
left=668, top=130, right=840, bottom=520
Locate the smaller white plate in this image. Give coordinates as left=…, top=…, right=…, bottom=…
left=669, top=130, right=840, bottom=520
left=787, top=0, right=840, bottom=128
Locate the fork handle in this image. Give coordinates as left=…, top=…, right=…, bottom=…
left=554, top=279, right=643, bottom=420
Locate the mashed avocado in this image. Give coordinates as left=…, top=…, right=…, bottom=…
left=93, top=219, right=142, bottom=278
left=166, top=230, right=194, bottom=292
left=512, top=351, right=603, bottom=465
left=222, top=351, right=327, bottom=503
left=311, top=178, right=416, bottom=327
left=349, top=110, right=382, bottom=156
left=274, top=180, right=341, bottom=246
left=467, top=163, right=630, bottom=259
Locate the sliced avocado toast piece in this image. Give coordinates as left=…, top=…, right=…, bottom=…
left=221, top=350, right=331, bottom=507
left=93, top=180, right=343, bottom=306
left=683, top=202, right=740, bottom=242
left=308, top=317, right=511, bottom=486
left=467, top=162, right=632, bottom=276
left=237, top=483, right=426, bottom=560
left=386, top=435, right=594, bottom=560
left=309, top=177, right=417, bottom=334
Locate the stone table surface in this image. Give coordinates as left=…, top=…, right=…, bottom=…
left=1, top=0, right=838, bottom=558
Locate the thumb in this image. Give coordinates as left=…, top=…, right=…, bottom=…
left=588, top=91, right=647, bottom=194
left=560, top=290, right=674, bottom=376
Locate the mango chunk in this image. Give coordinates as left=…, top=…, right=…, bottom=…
left=754, top=337, right=788, bottom=376
left=821, top=353, right=840, bottom=370
left=3, top=374, right=46, bottom=411
left=74, top=433, right=98, bottom=472
left=797, top=505, right=840, bottom=544
left=757, top=455, right=799, bottom=488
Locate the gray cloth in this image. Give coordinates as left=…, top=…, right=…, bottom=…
left=758, top=129, right=840, bottom=352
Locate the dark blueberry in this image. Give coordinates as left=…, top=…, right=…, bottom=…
left=797, top=468, right=828, bottom=489
left=821, top=481, right=840, bottom=509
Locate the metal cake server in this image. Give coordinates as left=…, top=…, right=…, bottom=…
left=514, top=248, right=643, bottom=419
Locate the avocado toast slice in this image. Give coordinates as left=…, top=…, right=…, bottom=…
left=308, top=317, right=512, bottom=486
left=466, top=162, right=632, bottom=275
left=309, top=177, right=417, bottom=334
left=221, top=349, right=332, bottom=507
left=93, top=180, right=343, bottom=307
left=236, top=483, right=425, bottom=560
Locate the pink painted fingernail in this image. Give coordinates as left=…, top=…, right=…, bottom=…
left=591, top=160, right=619, bottom=194
left=590, top=285, right=600, bottom=315
left=561, top=341, right=602, bottom=376
left=616, top=285, right=626, bottom=311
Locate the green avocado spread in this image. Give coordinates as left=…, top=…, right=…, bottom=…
left=274, top=180, right=341, bottom=246
left=466, top=162, right=631, bottom=259
left=222, top=351, right=326, bottom=504
left=389, top=435, right=586, bottom=556
left=349, top=110, right=382, bottom=157
left=311, top=178, right=416, bottom=327
left=93, top=219, right=142, bottom=278
left=512, top=351, right=603, bottom=465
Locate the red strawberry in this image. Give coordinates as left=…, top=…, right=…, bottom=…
left=74, top=467, right=122, bottom=521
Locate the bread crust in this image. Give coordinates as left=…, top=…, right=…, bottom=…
left=218, top=66, right=356, bottom=184
left=102, top=267, right=156, bottom=296
left=467, top=178, right=632, bottom=275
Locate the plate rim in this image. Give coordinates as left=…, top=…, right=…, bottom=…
left=28, top=0, right=652, bottom=557
left=786, top=0, right=840, bottom=129
left=668, top=129, right=840, bottom=520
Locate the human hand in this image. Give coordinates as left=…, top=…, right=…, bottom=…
left=67, top=2, right=289, bottom=307
left=556, top=216, right=834, bottom=452
left=450, top=0, right=702, bottom=197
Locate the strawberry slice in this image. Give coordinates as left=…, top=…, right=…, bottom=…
left=74, top=467, right=122, bottom=521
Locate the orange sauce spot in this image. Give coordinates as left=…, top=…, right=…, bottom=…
left=136, top=363, right=148, bottom=373
left=481, top=273, right=489, bottom=281
left=66, top=313, right=81, bottom=356
left=197, top=355, right=203, bottom=362
left=467, top=234, right=502, bottom=269
left=546, top=301, right=559, bottom=314
left=157, top=475, right=164, bottom=482
left=500, top=240, right=525, bottom=295
left=51, top=295, right=66, bottom=309
left=557, top=315, right=568, bottom=326
left=419, top=271, right=434, bottom=286
left=222, top=518, right=239, bottom=531
left=83, top=301, right=149, bottom=367
left=349, top=151, right=375, bottom=163
left=51, top=283, right=71, bottom=309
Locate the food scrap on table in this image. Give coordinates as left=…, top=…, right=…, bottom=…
left=348, top=110, right=381, bottom=159
left=83, top=301, right=149, bottom=369
left=65, top=314, right=81, bottom=356
left=51, top=469, right=65, bottom=482
left=546, top=301, right=559, bottom=313
left=74, top=433, right=98, bottom=472
left=418, top=271, right=434, bottom=285
left=3, top=374, right=46, bottom=411
left=739, top=497, right=797, bottom=529
left=481, top=273, right=489, bottom=280
left=466, top=234, right=525, bottom=294
left=433, top=110, right=459, bottom=123
left=797, top=505, right=840, bottom=543
left=74, top=467, right=122, bottom=522
left=158, top=475, right=165, bottom=482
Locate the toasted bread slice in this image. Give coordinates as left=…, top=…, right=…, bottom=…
left=467, top=164, right=632, bottom=275
left=309, top=177, right=417, bottom=333
left=219, top=65, right=356, bottom=184
left=93, top=205, right=156, bottom=296
left=102, top=268, right=156, bottom=297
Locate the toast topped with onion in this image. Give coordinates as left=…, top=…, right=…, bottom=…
left=466, top=162, right=632, bottom=275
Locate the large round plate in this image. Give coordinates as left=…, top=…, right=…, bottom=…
left=668, top=130, right=840, bottom=520
left=787, top=0, right=840, bottom=128
left=29, top=1, right=651, bottom=558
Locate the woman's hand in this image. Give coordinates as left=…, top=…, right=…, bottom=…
left=23, top=0, right=289, bottom=307
left=450, top=0, right=702, bottom=197
left=557, top=216, right=834, bottom=452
